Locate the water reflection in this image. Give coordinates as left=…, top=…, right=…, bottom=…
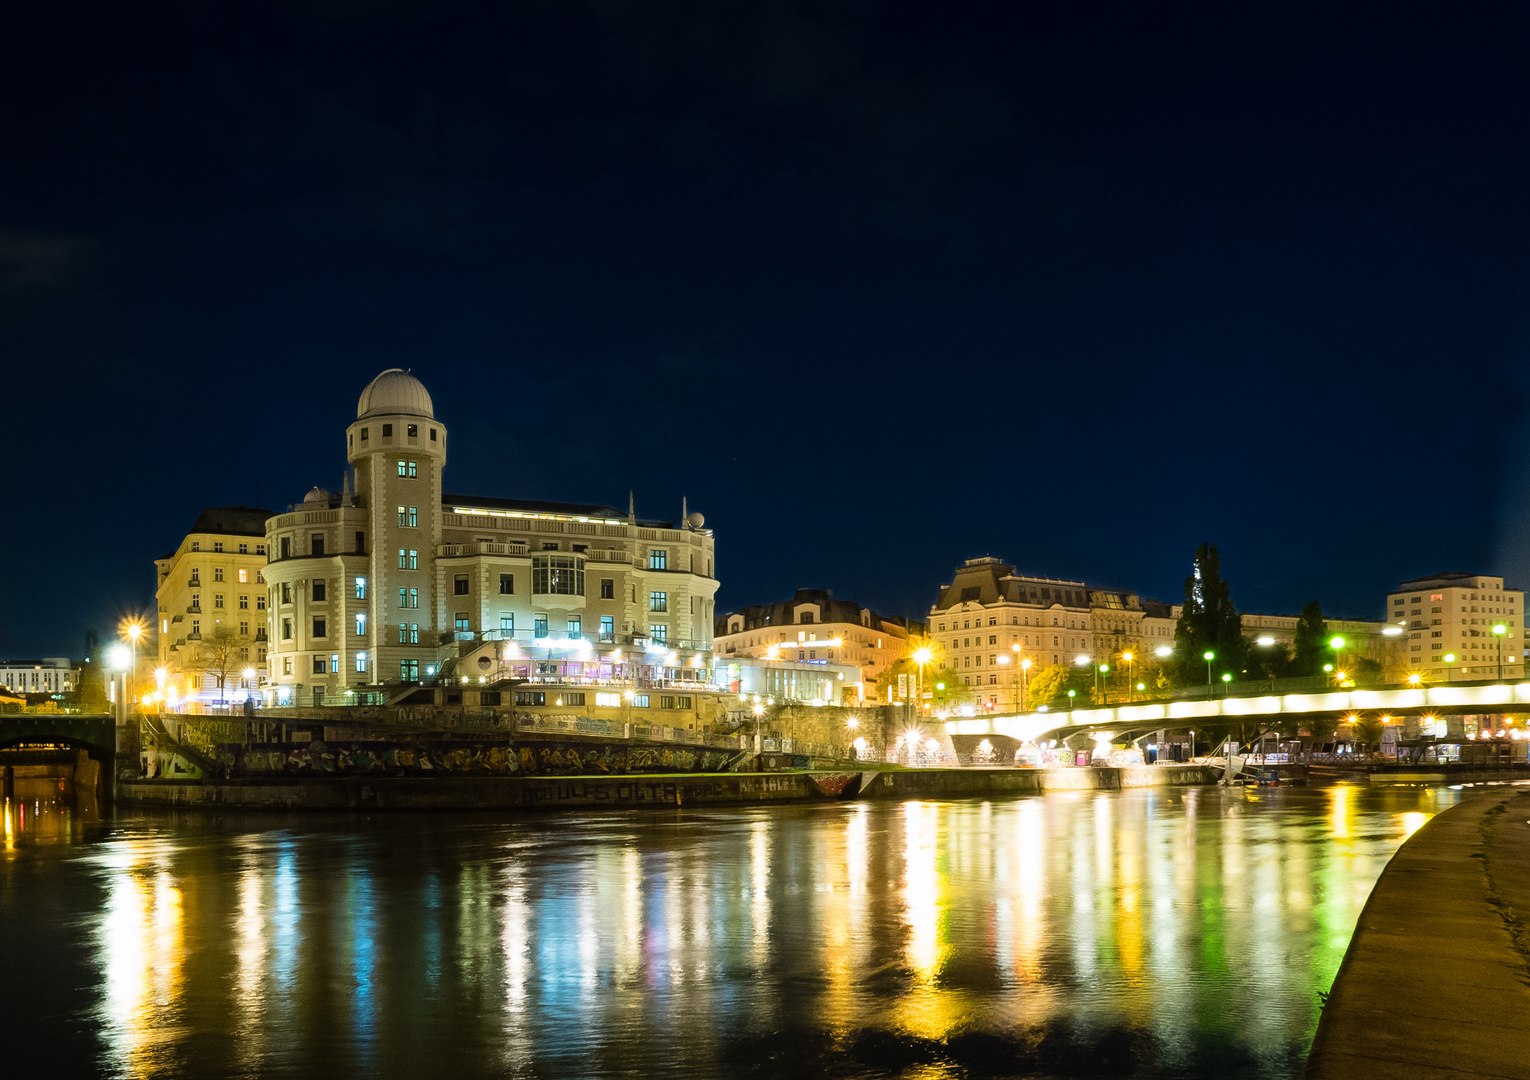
left=0, top=783, right=1458, bottom=1079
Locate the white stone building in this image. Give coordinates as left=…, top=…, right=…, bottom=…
left=261, top=370, right=719, bottom=705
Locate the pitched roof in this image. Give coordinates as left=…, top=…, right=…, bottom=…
left=189, top=506, right=273, bottom=537
left=715, top=588, right=913, bottom=636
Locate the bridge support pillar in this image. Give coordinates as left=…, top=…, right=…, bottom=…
left=115, top=711, right=141, bottom=783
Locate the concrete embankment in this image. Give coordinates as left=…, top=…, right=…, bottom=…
left=117, top=763, right=1217, bottom=810
left=1306, top=789, right=1530, bottom=1080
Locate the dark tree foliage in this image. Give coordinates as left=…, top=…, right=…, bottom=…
left=1170, top=544, right=1248, bottom=685
left=1290, top=600, right=1330, bottom=676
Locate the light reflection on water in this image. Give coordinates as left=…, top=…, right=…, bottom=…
left=0, top=783, right=1460, bottom=1079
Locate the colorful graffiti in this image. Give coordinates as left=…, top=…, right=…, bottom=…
left=214, top=738, right=742, bottom=778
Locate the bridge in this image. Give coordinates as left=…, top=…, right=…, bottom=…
left=942, top=679, right=1530, bottom=749
left=0, top=712, right=117, bottom=757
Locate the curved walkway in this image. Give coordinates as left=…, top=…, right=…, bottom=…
left=1306, top=788, right=1530, bottom=1079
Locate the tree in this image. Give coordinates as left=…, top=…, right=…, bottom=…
left=201, top=626, right=245, bottom=703
left=1169, top=543, right=1248, bottom=686
left=1244, top=639, right=1291, bottom=681
left=1025, top=664, right=1071, bottom=709
left=1291, top=600, right=1330, bottom=676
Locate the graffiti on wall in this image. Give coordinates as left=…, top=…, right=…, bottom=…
left=215, top=738, right=739, bottom=778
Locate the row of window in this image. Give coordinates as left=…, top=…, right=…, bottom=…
left=359, top=422, right=436, bottom=441
left=514, top=690, right=692, bottom=709
left=190, top=594, right=267, bottom=611
left=189, top=541, right=266, bottom=555
left=189, top=567, right=257, bottom=585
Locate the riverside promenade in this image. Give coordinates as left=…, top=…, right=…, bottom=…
left=1306, top=788, right=1530, bottom=1079
left=116, top=762, right=1218, bottom=809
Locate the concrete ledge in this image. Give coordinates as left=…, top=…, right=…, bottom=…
left=118, top=763, right=1218, bottom=810
left=1306, top=790, right=1530, bottom=1080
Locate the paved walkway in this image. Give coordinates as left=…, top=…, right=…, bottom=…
left=1306, top=788, right=1530, bottom=1079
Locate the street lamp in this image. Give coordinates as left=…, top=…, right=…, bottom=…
left=1121, top=651, right=1134, bottom=701
left=1096, top=663, right=1109, bottom=704
left=1443, top=653, right=1457, bottom=683
left=122, top=617, right=145, bottom=715
left=1203, top=650, right=1215, bottom=695
left=1329, top=636, right=1346, bottom=686
left=912, top=645, right=933, bottom=716
left=1493, top=624, right=1507, bottom=681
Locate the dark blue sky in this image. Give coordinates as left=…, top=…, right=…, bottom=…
left=5, top=1, right=1530, bottom=656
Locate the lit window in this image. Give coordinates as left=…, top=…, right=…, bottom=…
left=650, top=591, right=668, bottom=612
left=534, top=615, right=549, bottom=638
left=649, top=550, right=667, bottom=570
left=356, top=652, right=368, bottom=674
left=532, top=556, right=585, bottom=596
left=355, top=576, right=366, bottom=599
left=650, top=624, right=667, bottom=643
left=356, top=613, right=366, bottom=636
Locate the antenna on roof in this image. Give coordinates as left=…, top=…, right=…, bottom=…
left=628, top=490, right=635, bottom=524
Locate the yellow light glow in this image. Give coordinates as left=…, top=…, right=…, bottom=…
left=913, top=647, right=933, bottom=665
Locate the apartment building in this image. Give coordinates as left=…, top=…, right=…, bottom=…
left=1387, top=572, right=1523, bottom=680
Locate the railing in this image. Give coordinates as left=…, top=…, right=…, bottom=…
left=437, top=541, right=529, bottom=558
left=515, top=714, right=746, bottom=750
left=444, top=628, right=711, bottom=652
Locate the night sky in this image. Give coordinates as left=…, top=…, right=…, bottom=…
left=5, top=1, right=1530, bottom=657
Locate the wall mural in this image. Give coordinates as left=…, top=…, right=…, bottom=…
left=213, top=738, right=740, bottom=778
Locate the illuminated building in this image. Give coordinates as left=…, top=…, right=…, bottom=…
left=153, top=507, right=272, bottom=699
left=1237, top=612, right=1407, bottom=679
left=1387, top=572, right=1523, bottom=679
left=713, top=588, right=918, bottom=700
left=261, top=369, right=718, bottom=704
left=0, top=658, right=77, bottom=695
left=929, top=557, right=1176, bottom=708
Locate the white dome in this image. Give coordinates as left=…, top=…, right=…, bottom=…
left=303, top=486, right=331, bottom=507
left=357, top=368, right=434, bottom=420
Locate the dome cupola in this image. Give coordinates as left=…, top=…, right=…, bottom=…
left=357, top=368, right=433, bottom=419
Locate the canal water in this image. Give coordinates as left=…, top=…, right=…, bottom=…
left=0, top=780, right=1457, bottom=1079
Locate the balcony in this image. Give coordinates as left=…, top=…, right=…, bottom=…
left=254, top=629, right=268, bottom=642
left=438, top=541, right=529, bottom=558
left=186, top=604, right=201, bottom=614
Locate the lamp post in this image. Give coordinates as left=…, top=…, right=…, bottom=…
left=1121, top=651, right=1134, bottom=702
left=1493, top=624, right=1507, bottom=682
left=913, top=646, right=933, bottom=718
left=1203, top=650, right=1214, bottom=697
left=1020, top=657, right=1031, bottom=712
left=1096, top=663, right=1109, bottom=704
left=1443, top=653, right=1456, bottom=683
left=123, top=618, right=145, bottom=718
left=1329, top=636, right=1346, bottom=687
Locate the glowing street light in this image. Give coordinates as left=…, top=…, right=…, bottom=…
left=912, top=645, right=934, bottom=715
left=1443, top=653, right=1457, bottom=682
left=1203, top=650, right=1215, bottom=693
left=1493, top=623, right=1508, bottom=681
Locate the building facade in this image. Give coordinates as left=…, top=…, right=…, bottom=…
left=1238, top=612, right=1407, bottom=679
left=0, top=658, right=77, bottom=695
left=261, top=370, right=719, bottom=705
left=713, top=588, right=918, bottom=701
left=1387, top=572, right=1523, bottom=680
left=153, top=507, right=272, bottom=702
left=929, top=557, right=1174, bottom=710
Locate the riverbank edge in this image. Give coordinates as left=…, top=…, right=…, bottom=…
left=115, top=762, right=1219, bottom=810
left=1305, top=787, right=1530, bottom=1080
